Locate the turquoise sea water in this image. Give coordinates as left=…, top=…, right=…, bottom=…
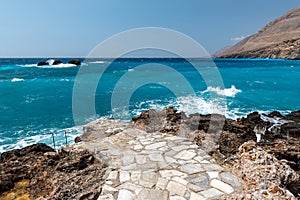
left=0, top=58, right=299, bottom=152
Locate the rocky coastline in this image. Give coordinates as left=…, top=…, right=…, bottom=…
left=0, top=108, right=299, bottom=199
left=215, top=7, right=300, bottom=60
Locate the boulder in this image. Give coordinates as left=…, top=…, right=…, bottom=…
left=52, top=60, right=63, bottom=65
left=68, top=60, right=81, bottom=66
left=37, top=61, right=48, bottom=66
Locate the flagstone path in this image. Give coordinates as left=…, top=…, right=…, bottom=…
left=77, top=127, right=242, bottom=200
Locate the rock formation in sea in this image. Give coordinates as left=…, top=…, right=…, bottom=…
left=37, top=61, right=48, bottom=66
left=215, top=6, right=300, bottom=60
left=52, top=60, right=63, bottom=65
left=68, top=59, right=81, bottom=66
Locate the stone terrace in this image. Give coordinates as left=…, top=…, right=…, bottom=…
left=76, top=120, right=243, bottom=200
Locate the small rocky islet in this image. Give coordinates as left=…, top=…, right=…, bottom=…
left=0, top=107, right=299, bottom=199
left=37, top=59, right=81, bottom=66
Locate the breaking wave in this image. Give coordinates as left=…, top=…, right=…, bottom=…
left=205, top=85, right=242, bottom=97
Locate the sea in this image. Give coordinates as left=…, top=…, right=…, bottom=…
left=0, top=58, right=299, bottom=153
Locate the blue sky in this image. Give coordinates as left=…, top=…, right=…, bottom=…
left=0, top=0, right=299, bottom=57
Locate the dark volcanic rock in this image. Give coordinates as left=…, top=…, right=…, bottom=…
left=132, top=107, right=300, bottom=174
left=131, top=107, right=185, bottom=134
left=52, top=60, right=63, bottom=65
left=37, top=61, right=48, bottom=66
left=215, top=7, right=300, bottom=60
left=0, top=143, right=107, bottom=199
left=68, top=59, right=81, bottom=66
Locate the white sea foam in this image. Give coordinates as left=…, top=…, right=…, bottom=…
left=11, top=78, right=24, bottom=82
left=129, top=94, right=243, bottom=120
left=260, top=114, right=292, bottom=133
left=90, top=61, right=106, bottom=64
left=205, top=85, right=242, bottom=97
left=0, top=126, right=83, bottom=153
left=23, top=59, right=77, bottom=68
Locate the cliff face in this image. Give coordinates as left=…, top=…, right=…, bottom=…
left=215, top=7, right=300, bottom=60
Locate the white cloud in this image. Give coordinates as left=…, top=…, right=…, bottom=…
left=230, top=35, right=249, bottom=41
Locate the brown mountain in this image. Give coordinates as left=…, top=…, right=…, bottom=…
left=215, top=7, right=300, bottom=60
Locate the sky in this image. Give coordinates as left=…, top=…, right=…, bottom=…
left=0, top=0, right=299, bottom=57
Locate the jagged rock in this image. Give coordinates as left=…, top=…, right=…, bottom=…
left=52, top=60, right=63, bottom=65
left=68, top=60, right=81, bottom=66
left=215, top=7, right=300, bottom=60
left=37, top=61, right=48, bottom=66
left=0, top=143, right=107, bottom=199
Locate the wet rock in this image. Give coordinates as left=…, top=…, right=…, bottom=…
left=37, top=61, right=48, bottom=66
left=52, top=60, right=63, bottom=65
left=68, top=59, right=81, bottom=66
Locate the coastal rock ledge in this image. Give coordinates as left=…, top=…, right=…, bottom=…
left=1, top=107, right=299, bottom=199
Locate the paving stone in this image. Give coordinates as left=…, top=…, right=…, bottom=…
left=172, top=176, right=188, bottom=185
left=166, top=136, right=185, bottom=141
left=158, top=146, right=169, bottom=151
left=167, top=181, right=187, bottom=196
left=119, top=171, right=130, bottom=183
left=156, top=177, right=168, bottom=190
left=199, top=160, right=210, bottom=164
left=207, top=171, right=219, bottom=179
left=165, top=156, right=177, bottom=163
left=180, top=164, right=205, bottom=174
left=145, top=142, right=166, bottom=150
left=142, top=171, right=157, bottom=182
left=133, top=144, right=144, bottom=150
left=122, top=155, right=135, bottom=165
left=174, top=150, right=196, bottom=160
left=164, top=149, right=178, bottom=157
left=102, top=184, right=118, bottom=194
left=189, top=192, right=206, bottom=200
left=170, top=196, right=186, bottom=200
left=178, top=160, right=187, bottom=165
left=189, top=144, right=199, bottom=149
left=149, top=153, right=164, bottom=162
left=158, top=161, right=169, bottom=169
left=105, top=181, right=113, bottom=185
left=188, top=183, right=206, bottom=192
left=172, top=145, right=189, bottom=152
left=186, top=160, right=197, bottom=164
left=130, top=170, right=141, bottom=183
left=121, top=163, right=137, bottom=170
left=135, top=155, right=147, bottom=165
left=136, top=188, right=169, bottom=200
left=200, top=188, right=224, bottom=199
left=97, top=194, right=115, bottom=200
left=186, top=174, right=209, bottom=190
left=139, top=162, right=158, bottom=170
left=201, top=163, right=224, bottom=171
left=139, top=171, right=157, bottom=188
left=117, top=182, right=143, bottom=195
left=107, top=171, right=118, bottom=180
left=117, top=189, right=135, bottom=200
left=193, top=156, right=204, bottom=162
left=160, top=170, right=188, bottom=179
left=210, top=179, right=234, bottom=194
left=220, top=172, right=242, bottom=188
left=139, top=180, right=156, bottom=188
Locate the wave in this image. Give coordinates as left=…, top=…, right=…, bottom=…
left=127, top=94, right=241, bottom=120
left=11, top=78, right=24, bottom=82
left=0, top=126, right=83, bottom=154
left=23, top=63, right=77, bottom=68
left=205, top=85, right=241, bottom=97
left=89, top=61, right=106, bottom=64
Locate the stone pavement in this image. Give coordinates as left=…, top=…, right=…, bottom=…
left=77, top=126, right=243, bottom=200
